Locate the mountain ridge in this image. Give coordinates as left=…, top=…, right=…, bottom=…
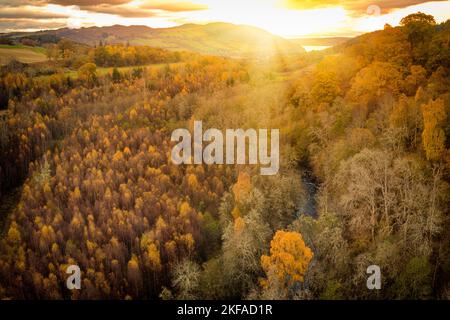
left=1, top=22, right=306, bottom=57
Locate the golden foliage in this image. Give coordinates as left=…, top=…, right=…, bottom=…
left=261, top=231, right=313, bottom=286
left=422, top=98, right=446, bottom=161
left=232, top=172, right=252, bottom=203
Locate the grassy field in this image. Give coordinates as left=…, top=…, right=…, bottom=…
left=0, top=45, right=47, bottom=65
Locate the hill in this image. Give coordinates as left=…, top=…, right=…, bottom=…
left=0, top=45, right=47, bottom=65
left=3, top=23, right=305, bottom=58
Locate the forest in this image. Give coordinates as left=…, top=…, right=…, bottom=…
left=0, top=12, right=449, bottom=300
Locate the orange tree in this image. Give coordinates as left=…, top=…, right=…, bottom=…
left=261, top=231, right=313, bottom=288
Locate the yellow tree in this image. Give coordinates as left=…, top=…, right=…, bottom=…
left=232, top=171, right=252, bottom=203
left=261, top=231, right=313, bottom=288
left=77, top=63, right=97, bottom=86
left=422, top=98, right=446, bottom=162
left=311, top=70, right=341, bottom=105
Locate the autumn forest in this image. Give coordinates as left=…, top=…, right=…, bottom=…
left=0, top=10, right=449, bottom=300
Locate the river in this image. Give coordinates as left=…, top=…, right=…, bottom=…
left=299, top=171, right=318, bottom=218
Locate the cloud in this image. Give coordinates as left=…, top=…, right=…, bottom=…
left=285, top=0, right=449, bottom=13
left=0, top=0, right=47, bottom=6
left=49, top=0, right=130, bottom=5
left=0, top=18, right=67, bottom=31
left=47, top=0, right=208, bottom=12
left=45, top=1, right=208, bottom=18
left=0, top=7, right=69, bottom=19
left=140, top=1, right=208, bottom=12
left=348, top=0, right=449, bottom=13
left=0, top=1, right=209, bottom=32
left=0, top=0, right=131, bottom=6
left=81, top=4, right=156, bottom=17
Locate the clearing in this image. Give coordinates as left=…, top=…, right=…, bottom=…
left=0, top=45, right=47, bottom=65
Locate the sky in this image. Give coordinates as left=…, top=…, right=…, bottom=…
left=0, top=0, right=449, bottom=37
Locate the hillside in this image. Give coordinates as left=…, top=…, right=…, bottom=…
left=3, top=23, right=305, bottom=58
left=0, top=45, right=47, bottom=65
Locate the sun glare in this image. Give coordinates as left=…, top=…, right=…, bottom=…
left=173, top=0, right=349, bottom=37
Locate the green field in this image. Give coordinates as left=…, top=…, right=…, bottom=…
left=0, top=45, right=47, bottom=65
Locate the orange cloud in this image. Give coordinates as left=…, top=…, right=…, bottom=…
left=81, top=5, right=156, bottom=17
left=1, top=1, right=47, bottom=6
left=0, top=8, right=68, bottom=19
left=47, top=0, right=208, bottom=18
left=50, top=0, right=130, bottom=5
left=285, top=0, right=449, bottom=13
left=140, top=2, right=208, bottom=12
left=48, top=0, right=208, bottom=12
